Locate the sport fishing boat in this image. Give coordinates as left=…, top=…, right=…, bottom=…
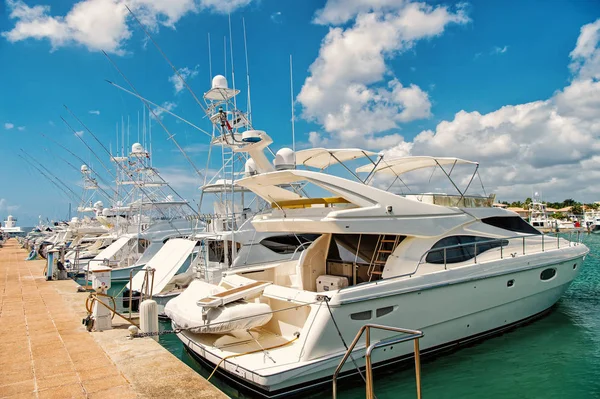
left=165, top=76, right=589, bottom=398
left=1, top=215, right=24, bottom=237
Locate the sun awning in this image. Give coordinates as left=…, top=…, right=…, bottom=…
left=92, top=236, right=132, bottom=261
left=295, top=148, right=378, bottom=169
left=356, top=156, right=478, bottom=175
left=128, top=238, right=198, bottom=294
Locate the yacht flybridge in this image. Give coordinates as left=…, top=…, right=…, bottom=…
left=166, top=75, right=589, bottom=397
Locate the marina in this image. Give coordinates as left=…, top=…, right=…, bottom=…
left=2, top=1, right=600, bottom=398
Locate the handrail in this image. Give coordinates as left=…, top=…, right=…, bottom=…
left=332, top=324, right=424, bottom=399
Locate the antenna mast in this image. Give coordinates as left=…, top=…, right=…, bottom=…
left=290, top=54, right=296, bottom=152
left=208, top=32, right=213, bottom=84
left=243, top=17, right=252, bottom=124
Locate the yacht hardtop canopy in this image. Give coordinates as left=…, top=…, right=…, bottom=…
left=295, top=148, right=378, bottom=169
left=356, top=156, right=478, bottom=175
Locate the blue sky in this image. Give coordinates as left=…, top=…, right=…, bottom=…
left=1, top=0, right=600, bottom=225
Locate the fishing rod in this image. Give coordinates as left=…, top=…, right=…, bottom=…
left=101, top=51, right=206, bottom=181
left=60, top=117, right=118, bottom=181
left=20, top=149, right=81, bottom=201
left=104, top=80, right=212, bottom=138
left=18, top=154, right=79, bottom=203
left=125, top=5, right=208, bottom=115
left=62, top=107, right=200, bottom=228
left=39, top=132, right=116, bottom=194
left=54, top=153, right=116, bottom=202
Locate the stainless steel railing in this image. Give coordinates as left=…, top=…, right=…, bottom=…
left=405, top=230, right=584, bottom=278
left=332, top=324, right=424, bottom=399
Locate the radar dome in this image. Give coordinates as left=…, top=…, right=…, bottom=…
left=132, top=143, right=144, bottom=153
left=80, top=164, right=89, bottom=173
left=245, top=158, right=257, bottom=177
left=70, top=217, right=79, bottom=223
left=212, top=75, right=228, bottom=89
left=274, top=148, right=295, bottom=171
left=93, top=201, right=104, bottom=209
left=102, top=208, right=111, bottom=216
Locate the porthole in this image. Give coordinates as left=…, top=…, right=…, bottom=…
left=507, top=279, right=515, bottom=287
left=540, top=268, right=557, bottom=281
left=350, top=310, right=372, bottom=321
left=376, top=306, right=394, bottom=318
left=573, top=263, right=577, bottom=270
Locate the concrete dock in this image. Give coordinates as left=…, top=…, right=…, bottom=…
left=0, top=240, right=228, bottom=399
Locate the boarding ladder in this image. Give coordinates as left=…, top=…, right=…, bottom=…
left=332, top=324, right=424, bottom=399
left=367, top=235, right=401, bottom=281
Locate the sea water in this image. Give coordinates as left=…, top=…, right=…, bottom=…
left=156, top=233, right=600, bottom=399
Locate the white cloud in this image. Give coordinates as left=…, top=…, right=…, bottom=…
left=4, top=123, right=14, bottom=130
left=271, top=11, right=282, bottom=23
left=89, top=110, right=100, bottom=115
left=74, top=130, right=84, bottom=137
left=569, top=19, right=600, bottom=80
left=298, top=1, right=468, bottom=149
left=382, top=18, right=600, bottom=201
left=17, top=126, right=25, bottom=131
left=0, top=198, right=20, bottom=213
left=491, top=45, right=508, bottom=54
left=168, top=66, right=199, bottom=94
left=2, top=0, right=254, bottom=54
left=151, top=101, right=177, bottom=119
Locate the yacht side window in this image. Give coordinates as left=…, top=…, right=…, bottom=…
left=481, top=216, right=541, bottom=235
left=259, top=234, right=321, bottom=255
left=426, top=236, right=507, bottom=264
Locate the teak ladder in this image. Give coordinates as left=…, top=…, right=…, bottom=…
left=367, top=235, right=401, bottom=281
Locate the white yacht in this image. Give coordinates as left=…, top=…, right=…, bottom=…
left=1, top=215, right=24, bottom=237
left=165, top=76, right=588, bottom=397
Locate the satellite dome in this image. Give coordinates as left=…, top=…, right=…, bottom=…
left=102, top=208, right=111, bottom=216
left=81, top=164, right=89, bottom=173
left=245, top=158, right=257, bottom=177
left=212, top=75, right=228, bottom=89
left=274, top=148, right=295, bottom=171
left=93, top=201, right=104, bottom=209
left=70, top=217, right=79, bottom=223
left=132, top=143, right=144, bottom=153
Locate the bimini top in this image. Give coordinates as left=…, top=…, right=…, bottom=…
left=201, top=179, right=251, bottom=193
left=295, top=148, right=378, bottom=169
left=356, top=156, right=478, bottom=175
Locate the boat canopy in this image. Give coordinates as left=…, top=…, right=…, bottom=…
left=128, top=238, right=198, bottom=294
left=295, top=148, right=378, bottom=169
left=92, top=236, right=131, bottom=261
left=201, top=179, right=251, bottom=193
left=356, top=156, right=478, bottom=175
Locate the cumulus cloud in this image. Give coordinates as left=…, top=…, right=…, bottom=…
left=0, top=198, right=20, bottom=213
left=151, top=101, right=177, bottom=119
left=74, top=130, right=84, bottom=137
left=89, top=110, right=100, bottom=115
left=17, top=126, right=25, bottom=131
left=169, top=66, right=199, bottom=94
left=4, top=123, right=14, bottom=130
left=491, top=45, right=508, bottom=54
left=271, top=11, right=282, bottom=23
left=298, top=1, right=468, bottom=149
left=2, top=0, right=254, bottom=54
left=382, top=18, right=600, bottom=201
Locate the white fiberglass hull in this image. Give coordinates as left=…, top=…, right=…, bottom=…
left=177, top=252, right=585, bottom=397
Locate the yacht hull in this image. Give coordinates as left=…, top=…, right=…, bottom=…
left=177, top=253, right=585, bottom=397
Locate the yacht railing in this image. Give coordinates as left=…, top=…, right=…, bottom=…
left=411, top=230, right=584, bottom=276
left=332, top=324, right=424, bottom=399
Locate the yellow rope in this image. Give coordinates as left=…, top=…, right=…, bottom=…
left=207, top=335, right=300, bottom=381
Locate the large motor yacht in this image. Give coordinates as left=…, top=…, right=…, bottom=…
left=166, top=75, right=589, bottom=397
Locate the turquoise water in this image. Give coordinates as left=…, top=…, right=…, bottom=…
left=150, top=234, right=600, bottom=398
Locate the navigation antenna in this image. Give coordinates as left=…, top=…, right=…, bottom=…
left=243, top=17, right=252, bottom=124
left=290, top=54, right=296, bottom=152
